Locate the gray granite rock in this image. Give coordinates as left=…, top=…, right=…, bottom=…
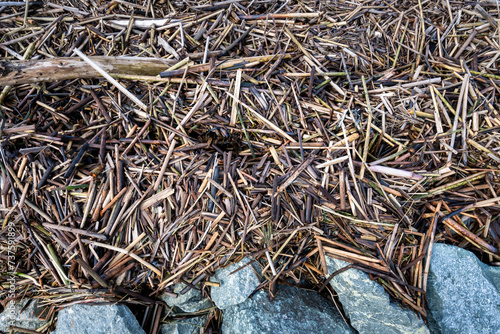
left=222, top=284, right=353, bottom=334
left=51, top=304, right=145, bottom=334
left=488, top=265, right=500, bottom=291
left=209, top=256, right=260, bottom=309
left=0, top=299, right=47, bottom=333
left=161, top=284, right=212, bottom=313
left=326, top=256, right=428, bottom=334
left=427, top=243, right=500, bottom=334
left=161, top=314, right=208, bottom=334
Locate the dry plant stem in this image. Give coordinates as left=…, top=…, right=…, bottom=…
left=423, top=201, right=442, bottom=292
left=83, top=239, right=161, bottom=276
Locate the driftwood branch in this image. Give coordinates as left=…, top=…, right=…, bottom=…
left=0, top=56, right=176, bottom=86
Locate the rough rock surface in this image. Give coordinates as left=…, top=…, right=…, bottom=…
left=161, top=283, right=212, bottom=313
left=326, top=256, right=429, bottom=334
left=0, top=299, right=47, bottom=333
left=51, top=304, right=145, bottom=334
left=427, top=243, right=500, bottom=334
left=161, top=314, right=208, bottom=334
left=209, top=257, right=260, bottom=309
left=222, top=284, right=353, bottom=334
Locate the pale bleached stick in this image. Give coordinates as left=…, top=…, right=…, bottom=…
left=462, top=73, right=470, bottom=165
left=368, top=165, right=423, bottom=180
left=230, top=69, right=242, bottom=126
left=73, top=49, right=149, bottom=116
left=448, top=74, right=469, bottom=162
left=84, top=238, right=161, bottom=276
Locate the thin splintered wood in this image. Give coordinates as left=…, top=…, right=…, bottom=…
left=1, top=0, right=500, bottom=330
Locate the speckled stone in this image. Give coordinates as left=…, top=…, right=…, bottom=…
left=427, top=243, right=500, bottom=334
left=51, top=304, right=145, bottom=334
left=0, top=299, right=47, bottom=333
left=222, top=284, right=353, bottom=334
left=209, top=257, right=260, bottom=309
left=326, top=256, right=429, bottom=334
left=161, top=314, right=208, bottom=334
left=161, top=283, right=212, bottom=313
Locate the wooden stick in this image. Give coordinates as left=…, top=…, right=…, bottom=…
left=73, top=49, right=149, bottom=115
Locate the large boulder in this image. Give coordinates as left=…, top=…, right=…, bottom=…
left=325, top=256, right=429, bottom=334
left=0, top=299, right=47, bottom=333
left=222, top=284, right=353, bottom=334
left=426, top=243, right=500, bottom=334
left=161, top=283, right=212, bottom=313
left=51, top=303, right=145, bottom=334
left=209, top=257, right=260, bottom=309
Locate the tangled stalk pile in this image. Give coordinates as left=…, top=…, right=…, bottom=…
left=1, top=0, right=500, bottom=331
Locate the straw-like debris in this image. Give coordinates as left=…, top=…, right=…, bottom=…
left=1, top=0, right=500, bottom=331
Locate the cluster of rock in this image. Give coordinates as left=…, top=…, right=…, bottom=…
left=208, top=256, right=352, bottom=333
left=1, top=243, right=499, bottom=333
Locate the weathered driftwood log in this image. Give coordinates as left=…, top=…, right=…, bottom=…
left=0, top=56, right=177, bottom=86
